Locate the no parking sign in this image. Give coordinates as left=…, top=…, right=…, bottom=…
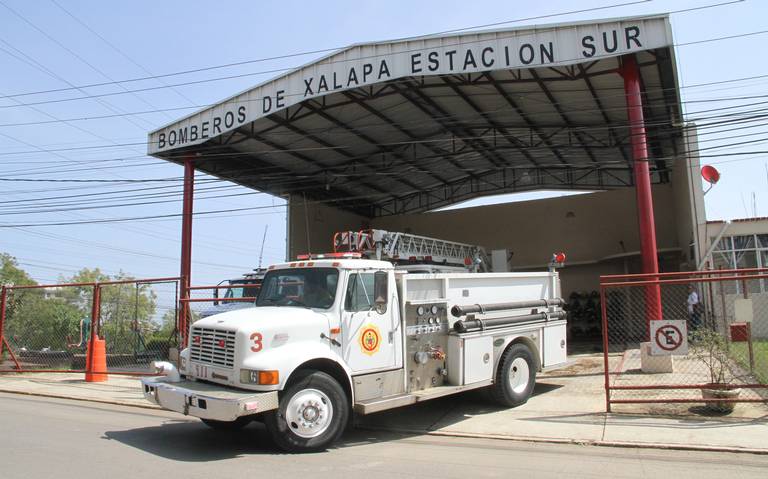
left=650, top=320, right=688, bottom=356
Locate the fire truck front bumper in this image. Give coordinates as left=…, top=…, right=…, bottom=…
left=141, top=377, right=279, bottom=422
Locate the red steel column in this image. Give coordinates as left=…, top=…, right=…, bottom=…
left=179, top=157, right=195, bottom=347
left=622, top=54, right=662, bottom=326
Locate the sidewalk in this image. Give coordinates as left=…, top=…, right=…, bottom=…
left=1, top=357, right=766, bottom=454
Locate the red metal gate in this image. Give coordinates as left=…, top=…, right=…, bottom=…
left=601, top=268, right=768, bottom=412
left=0, top=277, right=180, bottom=376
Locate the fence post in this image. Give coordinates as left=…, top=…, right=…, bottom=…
left=86, top=284, right=101, bottom=377
left=600, top=285, right=612, bottom=413
left=0, top=286, right=6, bottom=362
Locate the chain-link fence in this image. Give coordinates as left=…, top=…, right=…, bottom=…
left=185, top=282, right=260, bottom=320
left=0, top=277, right=180, bottom=374
left=601, top=268, right=768, bottom=412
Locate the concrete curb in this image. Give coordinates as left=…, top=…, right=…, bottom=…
left=2, top=388, right=765, bottom=455
left=0, top=388, right=161, bottom=411
left=355, top=426, right=768, bottom=456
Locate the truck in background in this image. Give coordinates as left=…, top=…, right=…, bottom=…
left=198, top=269, right=266, bottom=318
left=143, top=230, right=568, bottom=452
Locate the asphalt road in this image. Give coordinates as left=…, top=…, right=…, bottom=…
left=0, top=392, right=766, bottom=479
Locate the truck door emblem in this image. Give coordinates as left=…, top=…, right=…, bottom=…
left=360, top=325, right=381, bottom=356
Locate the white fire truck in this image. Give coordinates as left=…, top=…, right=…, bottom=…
left=142, top=230, right=568, bottom=451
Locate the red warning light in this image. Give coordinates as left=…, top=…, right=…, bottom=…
left=554, top=252, right=567, bottom=264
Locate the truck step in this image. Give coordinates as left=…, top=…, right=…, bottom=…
left=354, top=379, right=492, bottom=415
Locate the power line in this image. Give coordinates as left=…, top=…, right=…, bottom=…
left=3, top=24, right=765, bottom=112
left=48, top=0, right=198, bottom=114
left=1, top=68, right=767, bottom=165
left=0, top=0, right=655, bottom=101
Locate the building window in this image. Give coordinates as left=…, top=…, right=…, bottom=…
left=709, top=233, right=766, bottom=294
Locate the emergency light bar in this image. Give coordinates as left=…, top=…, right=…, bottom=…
left=296, top=252, right=362, bottom=260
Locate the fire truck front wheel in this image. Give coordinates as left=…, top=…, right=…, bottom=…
left=264, top=370, right=349, bottom=452
left=491, top=343, right=537, bottom=407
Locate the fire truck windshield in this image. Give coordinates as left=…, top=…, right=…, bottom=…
left=256, top=268, right=339, bottom=309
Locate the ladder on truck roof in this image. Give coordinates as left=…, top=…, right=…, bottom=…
left=333, top=229, right=489, bottom=271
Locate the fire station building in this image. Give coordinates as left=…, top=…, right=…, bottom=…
left=148, top=14, right=707, bottom=340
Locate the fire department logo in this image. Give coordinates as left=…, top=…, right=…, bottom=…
left=359, top=325, right=381, bottom=356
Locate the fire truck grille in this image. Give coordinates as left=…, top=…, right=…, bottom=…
left=189, top=327, right=236, bottom=368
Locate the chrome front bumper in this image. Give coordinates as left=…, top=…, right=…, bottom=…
left=141, top=377, right=279, bottom=422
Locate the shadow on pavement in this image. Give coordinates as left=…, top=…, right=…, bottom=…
left=103, top=420, right=279, bottom=461
left=103, top=418, right=423, bottom=460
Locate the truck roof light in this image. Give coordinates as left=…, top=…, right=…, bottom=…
left=295, top=252, right=361, bottom=260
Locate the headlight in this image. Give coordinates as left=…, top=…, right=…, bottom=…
left=240, top=369, right=279, bottom=385
left=179, top=356, right=187, bottom=372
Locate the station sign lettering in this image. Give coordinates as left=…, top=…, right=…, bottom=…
left=150, top=18, right=671, bottom=154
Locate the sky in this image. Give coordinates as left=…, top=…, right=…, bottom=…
left=1, top=0, right=767, bottom=290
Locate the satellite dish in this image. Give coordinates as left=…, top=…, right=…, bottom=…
left=701, top=165, right=720, bottom=195
left=701, top=165, right=720, bottom=184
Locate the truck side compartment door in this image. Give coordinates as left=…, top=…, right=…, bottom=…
left=341, top=271, right=398, bottom=373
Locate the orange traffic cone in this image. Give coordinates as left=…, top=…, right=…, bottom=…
left=85, top=338, right=108, bottom=382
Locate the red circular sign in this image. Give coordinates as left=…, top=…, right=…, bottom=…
left=655, top=325, right=683, bottom=351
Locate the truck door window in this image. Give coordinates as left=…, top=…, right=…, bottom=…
left=345, top=273, right=375, bottom=312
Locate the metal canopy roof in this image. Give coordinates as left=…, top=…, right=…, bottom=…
left=148, top=14, right=683, bottom=217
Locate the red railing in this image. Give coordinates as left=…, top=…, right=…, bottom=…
left=600, top=268, right=768, bottom=412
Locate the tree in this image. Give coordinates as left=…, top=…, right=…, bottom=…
left=2, top=253, right=83, bottom=352
left=1, top=253, right=36, bottom=287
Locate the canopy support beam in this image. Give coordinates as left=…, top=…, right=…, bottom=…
left=622, top=54, right=662, bottom=328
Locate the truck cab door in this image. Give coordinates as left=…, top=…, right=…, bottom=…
left=341, top=270, right=400, bottom=374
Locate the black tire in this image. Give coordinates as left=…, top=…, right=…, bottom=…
left=491, top=343, right=537, bottom=407
left=201, top=416, right=252, bottom=430
left=264, top=370, right=348, bottom=452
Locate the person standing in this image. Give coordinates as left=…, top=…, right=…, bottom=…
left=686, top=285, right=701, bottom=330
left=67, top=317, right=91, bottom=350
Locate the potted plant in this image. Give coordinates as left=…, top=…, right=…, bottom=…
left=690, top=328, right=742, bottom=413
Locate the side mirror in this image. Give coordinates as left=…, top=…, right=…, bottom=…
left=213, top=280, right=225, bottom=306
left=373, top=271, right=388, bottom=314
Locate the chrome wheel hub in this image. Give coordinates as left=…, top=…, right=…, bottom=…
left=285, top=388, right=333, bottom=438
left=508, top=357, right=530, bottom=394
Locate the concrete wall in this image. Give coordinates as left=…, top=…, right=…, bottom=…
left=372, top=185, right=683, bottom=295
left=287, top=195, right=368, bottom=260
left=287, top=185, right=685, bottom=295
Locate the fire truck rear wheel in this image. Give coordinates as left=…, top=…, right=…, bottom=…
left=264, top=370, right=348, bottom=452
left=201, top=416, right=252, bottom=430
left=491, top=343, right=536, bottom=407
